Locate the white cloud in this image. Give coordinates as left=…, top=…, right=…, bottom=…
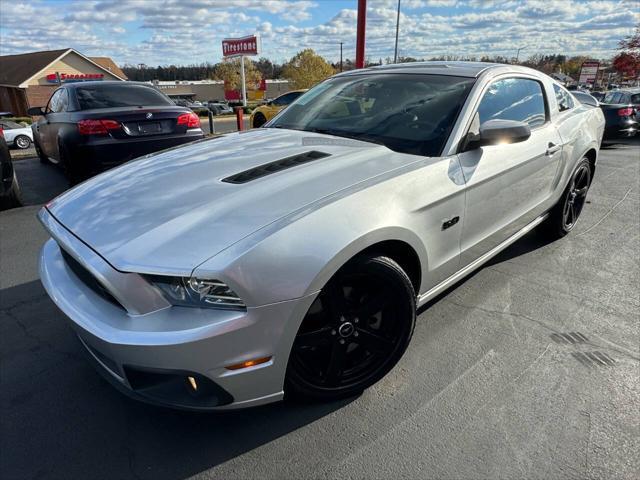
left=0, top=0, right=636, bottom=65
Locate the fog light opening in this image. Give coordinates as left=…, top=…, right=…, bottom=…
left=225, top=356, right=272, bottom=371
left=186, top=376, right=198, bottom=392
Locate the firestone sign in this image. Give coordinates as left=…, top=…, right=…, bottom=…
left=222, top=35, right=260, bottom=58
left=46, top=73, right=105, bottom=83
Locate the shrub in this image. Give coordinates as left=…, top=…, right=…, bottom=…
left=5, top=117, right=32, bottom=126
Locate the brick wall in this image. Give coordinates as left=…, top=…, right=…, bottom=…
left=26, top=85, right=56, bottom=109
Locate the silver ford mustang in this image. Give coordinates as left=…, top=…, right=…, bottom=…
left=38, top=62, right=604, bottom=410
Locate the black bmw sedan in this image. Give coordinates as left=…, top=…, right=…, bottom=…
left=29, top=81, right=204, bottom=183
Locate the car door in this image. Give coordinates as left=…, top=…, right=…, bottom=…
left=457, top=76, right=562, bottom=267
left=37, top=89, right=63, bottom=157
left=44, top=88, right=69, bottom=162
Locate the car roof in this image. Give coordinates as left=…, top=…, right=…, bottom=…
left=334, top=61, right=518, bottom=78
left=62, top=81, right=152, bottom=89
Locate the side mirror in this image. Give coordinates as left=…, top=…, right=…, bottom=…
left=27, top=106, right=45, bottom=116
left=466, top=119, right=531, bottom=150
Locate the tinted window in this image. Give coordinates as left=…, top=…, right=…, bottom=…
left=553, top=84, right=575, bottom=112
left=605, top=92, right=622, bottom=104
left=478, top=78, right=546, bottom=128
left=272, top=91, right=303, bottom=106
left=269, top=73, right=475, bottom=157
left=631, top=94, right=640, bottom=104
left=75, top=84, right=173, bottom=110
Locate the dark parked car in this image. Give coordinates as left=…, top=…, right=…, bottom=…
left=28, top=81, right=204, bottom=183
left=0, top=128, right=22, bottom=210
left=599, top=88, right=639, bottom=140
left=207, top=101, right=233, bottom=115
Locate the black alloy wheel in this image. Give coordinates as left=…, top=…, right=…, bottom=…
left=562, top=161, right=591, bottom=230
left=253, top=113, right=267, bottom=128
left=539, top=157, right=592, bottom=239
left=286, top=255, right=416, bottom=401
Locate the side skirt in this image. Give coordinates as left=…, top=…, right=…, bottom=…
left=417, top=213, right=549, bottom=307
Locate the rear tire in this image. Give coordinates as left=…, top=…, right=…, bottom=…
left=285, top=255, right=416, bottom=401
left=35, top=140, right=49, bottom=164
left=59, top=141, right=83, bottom=185
left=14, top=135, right=31, bottom=150
left=539, top=158, right=591, bottom=239
left=252, top=113, right=267, bottom=128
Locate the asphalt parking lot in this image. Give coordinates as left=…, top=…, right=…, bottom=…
left=1, top=139, right=639, bottom=480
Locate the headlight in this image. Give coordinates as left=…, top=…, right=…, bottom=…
left=149, top=276, right=246, bottom=310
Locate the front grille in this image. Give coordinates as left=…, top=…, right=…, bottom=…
left=60, top=247, right=125, bottom=310
left=221, top=150, right=330, bottom=184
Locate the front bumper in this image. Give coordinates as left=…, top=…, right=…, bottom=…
left=38, top=211, right=317, bottom=411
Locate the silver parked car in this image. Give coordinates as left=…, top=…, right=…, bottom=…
left=38, top=62, right=604, bottom=410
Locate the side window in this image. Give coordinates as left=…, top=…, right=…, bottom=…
left=45, top=89, right=62, bottom=114
left=619, top=94, right=630, bottom=104
left=631, top=94, right=640, bottom=104
left=477, top=78, right=546, bottom=128
left=272, top=92, right=297, bottom=106
left=553, top=84, right=575, bottom=112
left=54, top=89, right=68, bottom=112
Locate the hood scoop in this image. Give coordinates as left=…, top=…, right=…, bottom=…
left=222, top=150, right=331, bottom=184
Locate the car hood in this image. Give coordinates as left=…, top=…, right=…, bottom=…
left=47, top=128, right=413, bottom=275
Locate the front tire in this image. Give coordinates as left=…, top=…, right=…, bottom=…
left=14, top=135, right=31, bottom=150
left=539, top=158, right=591, bottom=239
left=286, top=255, right=416, bottom=401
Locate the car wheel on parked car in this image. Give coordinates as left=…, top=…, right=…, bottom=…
left=14, top=135, right=31, bottom=149
left=35, top=140, right=52, bottom=165
left=252, top=113, right=267, bottom=128
left=0, top=170, right=23, bottom=210
left=540, top=158, right=592, bottom=239
left=286, top=255, right=416, bottom=401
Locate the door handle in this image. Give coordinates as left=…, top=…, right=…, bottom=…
left=546, top=142, right=561, bottom=156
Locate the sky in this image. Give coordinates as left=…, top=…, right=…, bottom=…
left=0, top=0, right=638, bottom=66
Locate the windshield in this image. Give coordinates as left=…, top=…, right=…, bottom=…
left=268, top=73, right=475, bottom=156
left=75, top=85, right=173, bottom=110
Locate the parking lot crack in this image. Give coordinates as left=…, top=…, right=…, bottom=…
left=577, top=187, right=633, bottom=236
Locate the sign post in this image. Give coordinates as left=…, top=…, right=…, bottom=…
left=221, top=34, right=260, bottom=108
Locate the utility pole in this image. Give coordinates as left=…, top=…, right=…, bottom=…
left=340, top=42, right=344, bottom=72
left=515, top=46, right=526, bottom=63
left=393, top=0, right=401, bottom=63
left=355, top=0, right=367, bottom=68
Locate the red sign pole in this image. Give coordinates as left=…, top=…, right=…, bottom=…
left=355, top=0, right=367, bottom=69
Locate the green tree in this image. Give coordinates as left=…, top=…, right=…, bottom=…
left=214, top=58, right=262, bottom=90
left=282, top=49, right=335, bottom=89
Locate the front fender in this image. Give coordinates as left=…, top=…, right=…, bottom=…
left=193, top=201, right=428, bottom=307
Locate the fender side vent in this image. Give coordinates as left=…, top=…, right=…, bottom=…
left=222, top=150, right=330, bottom=184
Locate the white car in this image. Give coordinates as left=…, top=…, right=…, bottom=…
left=0, top=120, right=33, bottom=149
left=38, top=62, right=604, bottom=410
